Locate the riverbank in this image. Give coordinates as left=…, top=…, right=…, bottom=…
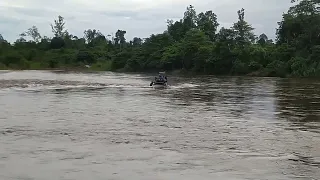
left=0, top=66, right=287, bottom=78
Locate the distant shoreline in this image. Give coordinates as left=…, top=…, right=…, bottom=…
left=0, top=67, right=284, bottom=78
left=1, top=1, right=319, bottom=79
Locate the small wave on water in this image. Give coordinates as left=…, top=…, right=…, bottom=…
left=0, top=70, right=11, bottom=74
left=0, top=70, right=156, bottom=93
left=168, top=83, right=200, bottom=90
left=0, top=71, right=203, bottom=93
left=0, top=79, right=156, bottom=93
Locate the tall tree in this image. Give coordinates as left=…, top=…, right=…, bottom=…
left=167, top=20, right=186, bottom=41
left=257, top=33, right=269, bottom=45
left=84, top=29, right=103, bottom=43
left=232, top=8, right=255, bottom=45
left=183, top=5, right=197, bottom=29
left=20, top=26, right=42, bottom=43
left=16, top=33, right=27, bottom=43
left=114, top=30, right=126, bottom=46
left=277, top=0, right=320, bottom=46
left=51, top=15, right=67, bottom=38
left=196, top=10, right=219, bottom=41
left=132, top=37, right=142, bottom=46
left=0, top=34, right=5, bottom=43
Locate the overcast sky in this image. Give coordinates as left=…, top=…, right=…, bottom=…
left=0, top=0, right=292, bottom=43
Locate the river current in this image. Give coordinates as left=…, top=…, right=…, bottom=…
left=0, top=70, right=319, bottom=180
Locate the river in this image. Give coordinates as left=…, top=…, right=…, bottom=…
left=0, top=70, right=319, bottom=180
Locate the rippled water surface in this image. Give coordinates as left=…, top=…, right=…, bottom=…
left=0, top=70, right=320, bottom=180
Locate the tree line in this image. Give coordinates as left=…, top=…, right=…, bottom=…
left=0, top=0, right=320, bottom=77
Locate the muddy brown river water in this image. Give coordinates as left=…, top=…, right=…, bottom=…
left=0, top=70, right=319, bottom=180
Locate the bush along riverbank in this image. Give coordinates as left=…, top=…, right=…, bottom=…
left=1, top=0, right=320, bottom=78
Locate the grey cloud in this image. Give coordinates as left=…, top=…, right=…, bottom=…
left=9, top=7, right=56, bottom=17
left=97, top=7, right=181, bottom=22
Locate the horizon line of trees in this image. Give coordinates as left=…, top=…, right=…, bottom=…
left=1, top=0, right=320, bottom=77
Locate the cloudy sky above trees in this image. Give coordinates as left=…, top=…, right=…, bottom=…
left=0, top=0, right=292, bottom=42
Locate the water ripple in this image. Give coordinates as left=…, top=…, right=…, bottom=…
left=0, top=70, right=319, bottom=180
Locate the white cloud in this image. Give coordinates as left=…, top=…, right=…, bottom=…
left=0, top=0, right=292, bottom=42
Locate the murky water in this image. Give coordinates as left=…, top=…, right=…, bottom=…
left=0, top=70, right=319, bottom=180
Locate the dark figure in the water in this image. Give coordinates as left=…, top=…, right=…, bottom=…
left=150, top=73, right=167, bottom=86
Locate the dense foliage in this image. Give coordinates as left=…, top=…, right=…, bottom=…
left=1, top=0, right=320, bottom=77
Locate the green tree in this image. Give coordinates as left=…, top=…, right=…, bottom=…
left=84, top=29, right=104, bottom=44
left=132, top=37, right=142, bottom=46
left=51, top=15, right=67, bottom=38
left=183, top=5, right=197, bottom=29
left=0, top=34, right=5, bottom=43
left=196, top=11, right=219, bottom=41
left=114, top=30, right=126, bottom=45
left=20, top=26, right=42, bottom=43
left=257, top=33, right=268, bottom=45
left=232, top=8, right=255, bottom=45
